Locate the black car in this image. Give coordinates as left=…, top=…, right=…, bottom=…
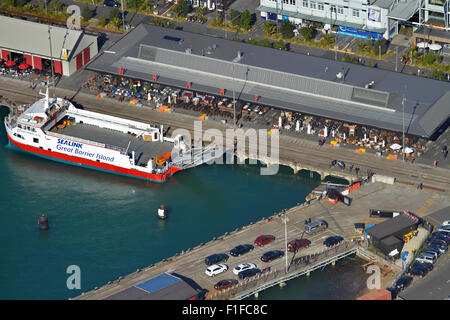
left=428, top=239, right=448, bottom=247
left=408, top=265, right=428, bottom=278
left=204, top=253, right=229, bottom=266
left=323, top=236, right=344, bottom=247
left=412, top=261, right=433, bottom=271
left=103, top=0, right=119, bottom=7
left=430, top=235, right=450, bottom=245
left=230, top=244, right=254, bottom=257
left=238, top=268, right=261, bottom=280
left=428, top=243, right=448, bottom=254
left=431, top=232, right=450, bottom=241
left=395, top=276, right=413, bottom=291
left=260, top=250, right=284, bottom=262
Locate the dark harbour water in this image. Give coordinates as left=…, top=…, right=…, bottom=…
left=0, top=106, right=366, bottom=300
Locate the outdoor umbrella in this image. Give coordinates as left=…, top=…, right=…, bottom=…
left=390, top=143, right=402, bottom=150
left=429, top=43, right=442, bottom=51
left=404, top=147, right=414, bottom=154
left=18, top=63, right=30, bottom=70
left=5, top=60, right=16, bottom=67
left=416, top=42, right=429, bottom=49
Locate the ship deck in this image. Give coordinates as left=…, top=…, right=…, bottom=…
left=51, top=122, right=174, bottom=167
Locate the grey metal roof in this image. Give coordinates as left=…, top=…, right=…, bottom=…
left=387, top=0, right=420, bottom=21
left=366, top=214, right=418, bottom=240
left=0, top=16, right=97, bottom=61
left=87, top=24, right=450, bottom=137
left=371, top=0, right=395, bottom=9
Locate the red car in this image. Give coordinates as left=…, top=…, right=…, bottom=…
left=287, top=238, right=311, bottom=252
left=254, top=235, right=275, bottom=246
left=214, top=279, right=238, bottom=290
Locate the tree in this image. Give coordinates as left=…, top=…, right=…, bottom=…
left=109, top=7, right=120, bottom=20
left=110, top=16, right=122, bottom=29
left=280, top=20, right=293, bottom=39
left=263, top=22, right=276, bottom=36
left=173, top=0, right=189, bottom=18
left=81, top=5, right=93, bottom=21
left=97, top=15, right=107, bottom=27
left=300, top=26, right=314, bottom=41
left=240, top=9, right=252, bottom=30
left=432, top=70, right=446, bottom=81
left=15, top=0, right=26, bottom=7
left=230, top=9, right=240, bottom=26
left=273, top=40, right=287, bottom=50
left=127, top=0, right=144, bottom=13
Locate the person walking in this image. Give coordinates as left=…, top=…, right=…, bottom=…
left=355, top=167, right=360, bottom=176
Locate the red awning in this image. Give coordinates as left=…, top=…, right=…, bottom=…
left=5, top=60, right=16, bottom=67
left=18, top=63, right=30, bottom=70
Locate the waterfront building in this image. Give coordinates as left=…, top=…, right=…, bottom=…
left=0, top=16, right=98, bottom=77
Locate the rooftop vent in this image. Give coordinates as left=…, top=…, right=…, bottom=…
left=185, top=48, right=192, bottom=54
left=365, top=81, right=375, bottom=89
left=232, top=51, right=243, bottom=63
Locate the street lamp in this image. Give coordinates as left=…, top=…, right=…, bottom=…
left=282, top=215, right=290, bottom=273
left=378, top=44, right=381, bottom=60
left=402, top=95, right=405, bottom=162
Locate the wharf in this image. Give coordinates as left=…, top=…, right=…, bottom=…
left=73, top=182, right=450, bottom=300
left=1, top=78, right=450, bottom=191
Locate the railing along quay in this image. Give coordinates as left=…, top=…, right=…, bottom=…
left=207, top=241, right=358, bottom=300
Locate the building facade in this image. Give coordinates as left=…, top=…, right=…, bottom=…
left=257, top=0, right=395, bottom=39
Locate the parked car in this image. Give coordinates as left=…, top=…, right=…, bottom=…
left=254, top=235, right=275, bottom=247
left=261, top=250, right=284, bottom=262
left=428, top=239, right=448, bottom=247
left=428, top=243, right=448, bottom=254
left=230, top=244, right=254, bottom=257
left=103, top=0, right=119, bottom=7
left=205, top=253, right=229, bottom=266
left=233, top=263, right=257, bottom=275
left=395, top=276, right=413, bottom=291
left=205, top=264, right=228, bottom=277
left=431, top=232, right=450, bottom=240
left=287, top=238, right=311, bottom=252
left=413, top=261, right=434, bottom=271
left=407, top=265, right=428, bottom=278
left=430, top=235, right=450, bottom=245
left=415, top=253, right=436, bottom=265
left=214, top=279, right=238, bottom=290
left=238, top=268, right=261, bottom=280
left=323, top=236, right=344, bottom=247
left=442, top=220, right=450, bottom=226
left=423, top=250, right=439, bottom=260
left=305, top=219, right=328, bottom=235
left=425, top=247, right=441, bottom=257
left=436, top=226, right=450, bottom=233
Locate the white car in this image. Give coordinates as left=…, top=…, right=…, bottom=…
left=233, top=263, right=257, bottom=275
left=436, top=225, right=450, bottom=233
left=442, top=220, right=450, bottom=226
left=205, top=264, right=228, bottom=277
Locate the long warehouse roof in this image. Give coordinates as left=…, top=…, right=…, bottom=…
left=87, top=24, right=450, bottom=137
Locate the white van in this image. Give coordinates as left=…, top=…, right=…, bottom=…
left=416, top=253, right=436, bottom=265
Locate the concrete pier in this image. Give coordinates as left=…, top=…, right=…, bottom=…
left=72, top=182, right=449, bottom=300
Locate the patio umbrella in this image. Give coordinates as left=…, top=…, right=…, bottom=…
left=429, top=43, right=442, bottom=51
left=404, top=147, right=414, bottom=154
left=5, top=60, right=16, bottom=67
left=390, top=143, right=402, bottom=150
left=416, top=42, right=429, bottom=49
left=18, top=63, right=30, bottom=70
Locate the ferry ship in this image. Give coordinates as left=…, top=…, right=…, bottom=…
left=4, top=89, right=217, bottom=182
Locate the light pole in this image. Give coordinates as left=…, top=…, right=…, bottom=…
left=120, top=0, right=125, bottom=31
left=282, top=215, right=289, bottom=273
left=378, top=44, right=381, bottom=60
left=402, top=95, right=405, bottom=162
left=232, top=61, right=236, bottom=128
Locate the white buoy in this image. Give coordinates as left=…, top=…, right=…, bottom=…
left=158, top=205, right=168, bottom=220
left=324, top=126, right=328, bottom=138
left=295, top=120, right=300, bottom=132
left=278, top=116, right=282, bottom=128
left=307, top=123, right=311, bottom=135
